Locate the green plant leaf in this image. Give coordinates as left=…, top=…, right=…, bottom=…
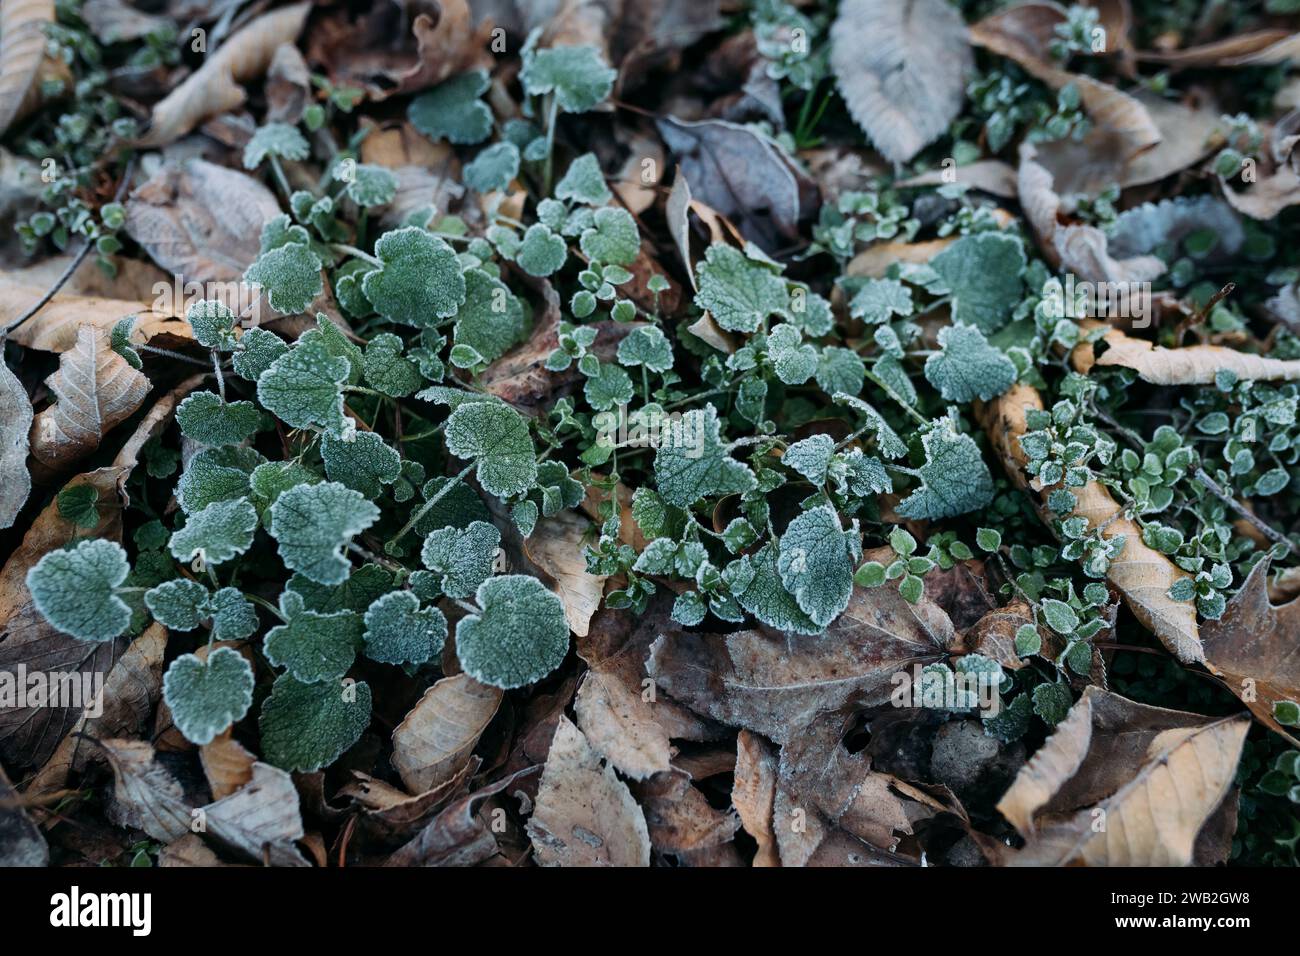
left=144, top=578, right=210, bottom=630
left=849, top=278, right=913, bottom=324
left=176, top=391, right=262, bottom=446
left=777, top=505, right=856, bottom=627
left=231, top=328, right=288, bottom=381
left=455, top=574, right=569, bottom=689
left=783, top=434, right=835, bottom=485
left=815, top=346, right=866, bottom=396
left=362, top=590, right=447, bottom=665
left=176, top=446, right=266, bottom=514
left=767, top=324, right=817, bottom=385
left=924, top=324, right=1017, bottom=402
left=516, top=223, right=568, bottom=277
left=56, top=484, right=99, bottom=529
left=244, top=241, right=324, bottom=315
left=420, top=519, right=500, bottom=599
left=243, top=122, right=310, bottom=168
left=464, top=141, right=521, bottom=193
left=616, top=326, right=673, bottom=372
left=264, top=593, right=363, bottom=684
left=341, top=163, right=398, bottom=207
left=362, top=332, right=424, bottom=397
left=896, top=418, right=995, bottom=520
left=584, top=362, right=634, bottom=412
left=452, top=268, right=527, bottom=364
left=287, top=563, right=395, bottom=615
left=555, top=152, right=612, bottom=205
left=187, top=299, right=239, bottom=350
left=579, top=206, right=640, bottom=265
left=269, top=481, right=381, bottom=585
left=653, top=404, right=757, bottom=507
left=361, top=227, right=466, bottom=326
left=520, top=43, right=616, bottom=113
left=444, top=401, right=539, bottom=498
left=163, top=647, right=255, bottom=745
left=320, top=432, right=402, bottom=497
left=168, top=497, right=259, bottom=566
left=409, top=69, right=493, bottom=144
left=731, top=543, right=820, bottom=636
left=256, top=333, right=351, bottom=438
left=929, top=232, right=1026, bottom=333
left=259, top=673, right=372, bottom=772
left=26, top=539, right=132, bottom=642
left=694, top=244, right=789, bottom=333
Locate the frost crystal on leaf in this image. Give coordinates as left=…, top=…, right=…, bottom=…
left=259, top=673, right=372, bottom=773
left=163, top=648, right=255, bottom=746
left=168, top=497, right=259, bottom=566
left=420, top=519, right=501, bottom=599
left=363, top=591, right=447, bottom=665
left=694, top=244, right=790, bottom=333
left=777, top=505, right=856, bottom=627
left=455, top=574, right=570, bottom=689
left=409, top=70, right=493, bottom=144
left=256, top=334, right=350, bottom=438
left=361, top=227, right=466, bottom=326
left=924, top=324, right=1017, bottom=402
left=654, top=404, right=757, bottom=507
left=520, top=42, right=616, bottom=113
left=269, top=481, right=381, bottom=585
left=896, top=418, right=995, bottom=520
left=321, top=432, right=402, bottom=497
left=444, top=401, right=539, bottom=498
left=176, top=392, right=262, bottom=447
left=26, top=539, right=132, bottom=642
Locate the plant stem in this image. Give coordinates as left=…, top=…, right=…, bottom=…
left=331, top=243, right=381, bottom=266
left=542, top=94, right=560, bottom=195
left=385, top=461, right=475, bottom=548
left=1193, top=466, right=1291, bottom=550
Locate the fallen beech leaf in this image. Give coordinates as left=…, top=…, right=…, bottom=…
left=634, top=769, right=740, bottom=855
left=1137, top=30, right=1300, bottom=68
left=158, top=833, right=241, bottom=867
left=1221, top=164, right=1300, bottom=220
left=0, top=358, right=32, bottom=528
left=138, top=2, right=311, bottom=146
left=29, top=325, right=151, bottom=471
left=897, top=160, right=1016, bottom=197
left=479, top=281, right=570, bottom=411
left=4, top=286, right=188, bottom=354
left=203, top=761, right=310, bottom=867
left=0, top=0, right=54, bottom=138
left=1079, top=324, right=1300, bottom=384
left=200, top=732, right=256, bottom=801
left=847, top=238, right=956, bottom=279
left=526, top=715, right=651, bottom=866
left=82, top=0, right=173, bottom=44
left=97, top=738, right=194, bottom=842
left=829, top=0, right=972, bottom=164
left=0, top=763, right=47, bottom=866
left=524, top=510, right=607, bottom=637
left=340, top=760, right=478, bottom=846
left=962, top=600, right=1039, bottom=671
left=972, top=3, right=1159, bottom=159
left=391, top=673, right=502, bottom=795
left=732, top=730, right=779, bottom=866
left=647, top=580, right=952, bottom=744
left=977, top=384, right=1202, bottom=663
left=1201, top=559, right=1300, bottom=747
left=386, top=767, right=533, bottom=867
left=998, top=688, right=1248, bottom=865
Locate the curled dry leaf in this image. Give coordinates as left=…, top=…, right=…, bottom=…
left=1221, top=164, right=1300, bottom=220
left=137, top=2, right=312, bottom=147
left=524, top=510, right=607, bottom=638
left=391, top=673, right=503, bottom=795
left=732, top=730, right=780, bottom=867
left=847, top=238, right=957, bottom=280
left=1137, top=31, right=1300, bottom=68
left=386, top=766, right=534, bottom=867
left=341, top=759, right=478, bottom=847
left=647, top=580, right=953, bottom=745
left=1201, top=559, right=1300, bottom=747
left=1073, top=323, right=1300, bottom=385
left=0, top=0, right=54, bottom=138
left=977, top=383, right=1202, bottom=662
left=634, top=769, right=740, bottom=856
left=0, top=358, right=33, bottom=528
left=829, top=0, right=972, bottom=165
left=526, top=716, right=651, bottom=866
left=961, top=599, right=1039, bottom=671
left=97, top=738, right=195, bottom=843
left=200, top=732, right=257, bottom=801
left=29, top=325, right=151, bottom=472
left=997, top=688, right=1248, bottom=865
left=897, top=160, right=1017, bottom=198
left=203, top=761, right=310, bottom=867
left=4, top=286, right=188, bottom=354
left=972, top=2, right=1159, bottom=159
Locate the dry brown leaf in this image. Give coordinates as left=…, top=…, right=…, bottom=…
left=998, top=689, right=1248, bottom=865
left=526, top=716, right=651, bottom=866
left=29, top=325, right=151, bottom=471
left=647, top=579, right=953, bottom=744
left=977, top=383, right=1202, bottom=662
left=385, top=767, right=532, bottom=867
left=523, top=510, right=607, bottom=638
left=1078, top=324, right=1300, bottom=384
left=896, top=160, right=1017, bottom=197
left=0, top=357, right=32, bottom=528
left=1201, top=559, right=1300, bottom=747
left=4, top=286, right=188, bottom=354
left=829, top=0, right=971, bottom=165
left=203, top=761, right=310, bottom=867
left=138, top=2, right=311, bottom=146
left=391, top=674, right=502, bottom=795
left=0, top=762, right=47, bottom=866
left=1221, top=164, right=1300, bottom=220
left=81, top=0, right=172, bottom=44
left=200, top=732, right=256, bottom=801
left=158, top=833, right=240, bottom=868
left=972, top=3, right=1160, bottom=159
left=847, top=238, right=956, bottom=279
left=578, top=478, right=647, bottom=553
left=635, top=769, right=740, bottom=856
left=732, top=730, right=780, bottom=867
left=0, top=0, right=54, bottom=138
left=340, top=759, right=478, bottom=847
left=97, top=738, right=194, bottom=843
left=962, top=600, right=1039, bottom=671
left=1137, top=30, right=1300, bottom=68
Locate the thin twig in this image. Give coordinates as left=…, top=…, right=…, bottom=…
left=1193, top=466, right=1291, bottom=550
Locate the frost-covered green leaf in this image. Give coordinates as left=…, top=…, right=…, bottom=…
left=269, top=481, right=381, bottom=585
left=455, top=574, right=569, bottom=689
left=187, top=300, right=239, bottom=350
left=163, top=647, right=255, bottom=746
left=420, top=519, right=500, bottom=599
left=579, top=206, right=640, bottom=265
left=111, top=316, right=141, bottom=369
left=144, top=578, right=210, bottom=630
left=732, top=543, right=820, bottom=636
left=516, top=223, right=568, bottom=277
left=176, top=391, right=261, bottom=447
left=815, top=347, right=866, bottom=397
left=413, top=476, right=491, bottom=534
left=833, top=394, right=907, bottom=459
left=584, top=362, right=635, bottom=412
left=1032, top=681, right=1073, bottom=726
left=259, top=673, right=372, bottom=772
left=444, top=401, right=539, bottom=498
left=409, top=70, right=493, bottom=144
left=207, top=587, right=259, bottom=640
left=320, top=432, right=401, bottom=497
left=464, top=141, right=521, bottom=193
left=57, top=484, right=99, bottom=528
left=249, top=460, right=319, bottom=517
left=362, top=591, right=447, bottom=665
left=924, top=324, right=1017, bottom=402
left=362, top=332, right=423, bottom=397
left=452, top=269, right=527, bottom=364
left=694, top=244, right=789, bottom=333
left=168, top=497, right=259, bottom=566
left=26, top=539, right=132, bottom=641
left=264, top=594, right=362, bottom=684
left=520, top=43, right=616, bottom=113
left=244, top=241, right=324, bottom=315
left=653, top=404, right=757, bottom=507
left=256, top=334, right=350, bottom=438
left=849, top=278, right=913, bottom=324
left=896, top=419, right=995, bottom=520
left=340, top=163, right=397, bottom=207
left=784, top=434, right=835, bottom=485
left=231, top=328, right=288, bottom=381
left=616, top=326, right=673, bottom=372
left=777, top=505, right=856, bottom=627
left=556, top=152, right=612, bottom=205
left=767, top=324, right=817, bottom=385
left=361, top=227, right=466, bottom=326
left=243, top=122, right=310, bottom=168
left=176, top=446, right=265, bottom=514
left=287, top=563, right=395, bottom=615
left=930, top=232, right=1025, bottom=333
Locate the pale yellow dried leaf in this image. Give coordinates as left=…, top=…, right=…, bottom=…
left=1082, top=325, right=1300, bottom=384
left=4, top=284, right=187, bottom=353
left=0, top=0, right=53, bottom=137
left=200, top=731, right=256, bottom=801
left=732, top=730, right=780, bottom=867
left=391, top=673, right=502, bottom=795
left=523, top=509, right=607, bottom=638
